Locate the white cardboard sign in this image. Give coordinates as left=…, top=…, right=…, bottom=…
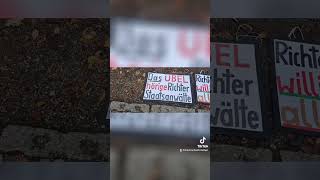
left=143, top=72, right=192, bottom=104
left=196, top=74, right=210, bottom=104
left=274, top=39, right=320, bottom=132
left=211, top=42, right=263, bottom=132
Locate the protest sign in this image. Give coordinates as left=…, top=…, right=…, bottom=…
left=211, top=42, right=265, bottom=133
left=143, top=72, right=193, bottom=104
left=196, top=74, right=210, bottom=103
left=273, top=39, right=320, bottom=133
left=111, top=18, right=209, bottom=67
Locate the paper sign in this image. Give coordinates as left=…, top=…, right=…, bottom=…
left=274, top=39, right=320, bottom=133
left=211, top=42, right=264, bottom=132
left=196, top=74, right=210, bottom=103
left=143, top=72, right=192, bottom=104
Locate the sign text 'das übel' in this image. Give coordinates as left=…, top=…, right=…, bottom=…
left=143, top=73, right=193, bottom=104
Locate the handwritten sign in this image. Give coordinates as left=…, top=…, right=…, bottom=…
left=274, top=39, right=320, bottom=133
left=196, top=74, right=210, bottom=103
left=211, top=42, right=264, bottom=132
left=143, top=72, right=192, bottom=104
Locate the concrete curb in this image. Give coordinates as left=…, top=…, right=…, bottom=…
left=110, top=101, right=208, bottom=113
left=0, top=125, right=108, bottom=161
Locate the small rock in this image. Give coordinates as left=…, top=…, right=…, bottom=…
left=54, top=27, right=60, bottom=34
left=32, top=29, right=39, bottom=40
left=104, top=40, right=109, bottom=48
left=151, top=105, right=195, bottom=112
left=82, top=28, right=97, bottom=41
left=49, top=90, right=55, bottom=96
left=110, top=101, right=149, bottom=112
left=88, top=56, right=99, bottom=69
left=31, top=111, right=41, bottom=121
left=5, top=19, right=22, bottom=27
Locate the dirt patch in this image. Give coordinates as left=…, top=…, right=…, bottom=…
left=0, top=19, right=109, bottom=133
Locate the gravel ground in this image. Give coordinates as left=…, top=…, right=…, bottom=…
left=0, top=19, right=109, bottom=161
left=0, top=19, right=109, bottom=132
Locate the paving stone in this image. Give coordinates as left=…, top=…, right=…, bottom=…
left=280, top=150, right=320, bottom=161
left=110, top=101, right=149, bottom=112
left=0, top=125, right=108, bottom=161
left=211, top=144, right=272, bottom=161
left=151, top=105, right=195, bottom=112
left=40, top=159, right=50, bottom=161
left=197, top=109, right=209, bottom=112
left=110, top=101, right=203, bottom=113
left=64, top=132, right=109, bottom=160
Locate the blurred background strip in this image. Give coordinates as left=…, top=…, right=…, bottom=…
left=213, top=163, right=320, bottom=180
left=110, top=0, right=210, bottom=67
left=110, top=113, right=210, bottom=180
left=110, top=0, right=209, bottom=23
left=211, top=0, right=320, bottom=18
left=0, top=0, right=109, bottom=18
left=0, top=163, right=109, bottom=180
